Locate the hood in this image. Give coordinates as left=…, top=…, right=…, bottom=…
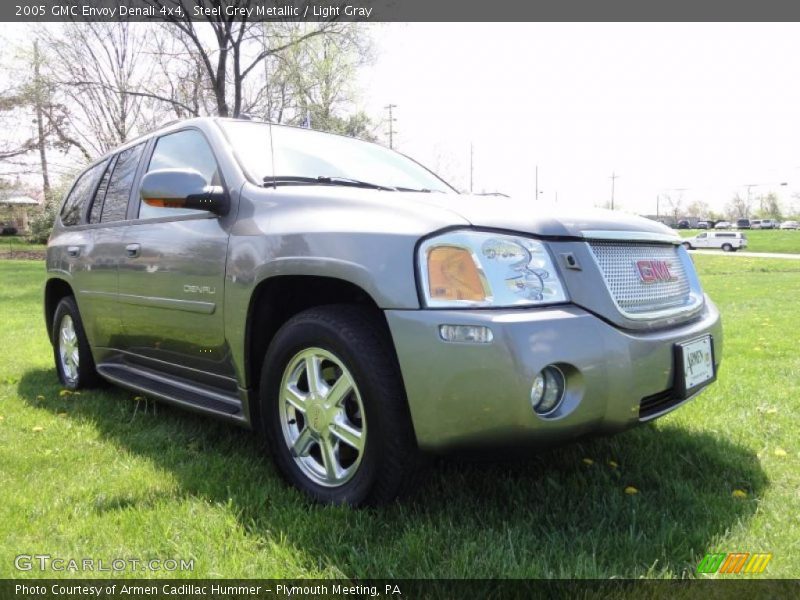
left=402, top=193, right=678, bottom=241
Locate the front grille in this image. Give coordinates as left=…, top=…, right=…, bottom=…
left=588, top=242, right=692, bottom=315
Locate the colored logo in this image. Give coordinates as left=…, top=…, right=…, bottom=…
left=697, top=552, right=772, bottom=574
left=635, top=259, right=676, bottom=283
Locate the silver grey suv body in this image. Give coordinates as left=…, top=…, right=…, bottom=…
left=45, top=117, right=722, bottom=505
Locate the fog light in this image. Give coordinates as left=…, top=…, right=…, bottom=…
left=531, top=365, right=566, bottom=415
left=438, top=324, right=494, bottom=343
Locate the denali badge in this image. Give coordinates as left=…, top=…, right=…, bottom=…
left=635, top=260, right=676, bottom=283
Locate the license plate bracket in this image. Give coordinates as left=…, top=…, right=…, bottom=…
left=674, top=335, right=716, bottom=399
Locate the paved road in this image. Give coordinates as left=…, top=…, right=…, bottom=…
left=688, top=250, right=800, bottom=260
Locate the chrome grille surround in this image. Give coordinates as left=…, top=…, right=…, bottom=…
left=587, top=241, right=696, bottom=317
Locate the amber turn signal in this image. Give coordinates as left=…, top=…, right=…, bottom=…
left=427, top=246, right=487, bottom=302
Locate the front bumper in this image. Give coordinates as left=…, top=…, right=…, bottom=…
left=385, top=297, right=722, bottom=452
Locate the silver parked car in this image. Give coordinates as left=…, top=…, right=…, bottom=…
left=44, top=118, right=722, bottom=505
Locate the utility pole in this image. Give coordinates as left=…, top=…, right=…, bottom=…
left=469, top=142, right=473, bottom=193
left=610, top=171, right=619, bottom=210
left=384, top=104, right=397, bottom=149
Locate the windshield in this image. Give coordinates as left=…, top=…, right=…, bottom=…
left=219, top=120, right=455, bottom=193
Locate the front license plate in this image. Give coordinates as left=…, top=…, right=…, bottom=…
left=674, top=335, right=716, bottom=398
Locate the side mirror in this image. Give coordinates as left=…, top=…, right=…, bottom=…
left=140, top=169, right=229, bottom=215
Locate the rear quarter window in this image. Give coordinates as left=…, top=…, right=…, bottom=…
left=60, top=160, right=110, bottom=226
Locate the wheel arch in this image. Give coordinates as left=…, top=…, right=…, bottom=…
left=44, top=277, right=75, bottom=344
left=243, top=275, right=399, bottom=399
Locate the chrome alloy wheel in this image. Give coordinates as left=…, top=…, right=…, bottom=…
left=58, top=315, right=79, bottom=383
left=278, top=348, right=366, bottom=487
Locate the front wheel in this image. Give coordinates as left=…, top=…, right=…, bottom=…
left=260, top=305, right=421, bottom=506
left=52, top=296, right=99, bottom=390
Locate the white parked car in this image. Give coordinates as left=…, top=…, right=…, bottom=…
left=759, top=219, right=778, bottom=229
left=780, top=220, right=799, bottom=230
left=714, top=221, right=731, bottom=229
left=682, top=231, right=748, bottom=252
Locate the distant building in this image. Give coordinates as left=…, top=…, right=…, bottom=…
left=0, top=195, right=40, bottom=232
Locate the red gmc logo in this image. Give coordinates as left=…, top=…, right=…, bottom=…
left=636, top=260, right=676, bottom=283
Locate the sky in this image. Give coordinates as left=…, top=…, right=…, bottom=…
left=359, top=23, right=800, bottom=215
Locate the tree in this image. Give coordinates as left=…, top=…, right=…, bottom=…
left=685, top=199, right=710, bottom=218
left=754, top=192, right=783, bottom=221
left=662, top=192, right=684, bottom=224
left=725, top=194, right=751, bottom=220
left=41, top=22, right=151, bottom=158
left=143, top=2, right=354, bottom=118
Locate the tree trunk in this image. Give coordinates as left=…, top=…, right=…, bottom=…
left=33, top=41, right=51, bottom=200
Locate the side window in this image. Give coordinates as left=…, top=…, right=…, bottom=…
left=60, top=160, right=109, bottom=226
left=139, top=130, right=221, bottom=220
left=88, top=158, right=115, bottom=224
left=100, top=143, right=146, bottom=223
left=697, top=233, right=707, bottom=239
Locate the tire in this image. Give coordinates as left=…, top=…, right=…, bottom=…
left=52, top=296, right=99, bottom=390
left=259, top=305, right=421, bottom=506
left=682, top=242, right=693, bottom=250
left=722, top=243, right=733, bottom=252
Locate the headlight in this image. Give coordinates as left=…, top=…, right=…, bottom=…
left=418, top=230, right=568, bottom=308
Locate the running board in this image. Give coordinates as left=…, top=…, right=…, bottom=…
left=97, top=363, right=245, bottom=421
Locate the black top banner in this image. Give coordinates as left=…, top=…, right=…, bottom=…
left=5, top=0, right=800, bottom=22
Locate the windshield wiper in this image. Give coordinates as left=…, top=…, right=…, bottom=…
left=263, top=175, right=396, bottom=191
left=393, top=186, right=444, bottom=193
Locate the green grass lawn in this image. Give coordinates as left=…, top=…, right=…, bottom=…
left=0, top=238, right=47, bottom=259
left=1, top=257, right=798, bottom=579
left=678, top=229, right=800, bottom=254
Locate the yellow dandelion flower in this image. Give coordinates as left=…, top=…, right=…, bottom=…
left=608, top=460, right=619, bottom=468
left=624, top=486, right=638, bottom=495
left=582, top=458, right=594, bottom=465
left=774, top=448, right=787, bottom=457
left=0, top=415, right=4, bottom=422
left=36, top=395, right=45, bottom=401
left=32, top=426, right=44, bottom=433
left=732, top=489, right=748, bottom=499
left=58, top=390, right=73, bottom=397
left=765, top=408, right=778, bottom=415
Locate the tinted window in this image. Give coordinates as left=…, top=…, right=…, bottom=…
left=101, top=143, right=145, bottom=223
left=698, top=233, right=707, bottom=239
left=60, top=160, right=109, bottom=226
left=88, top=158, right=115, bottom=224
left=139, top=130, right=220, bottom=220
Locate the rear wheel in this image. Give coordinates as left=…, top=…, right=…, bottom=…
left=722, top=243, right=733, bottom=252
left=260, top=305, right=421, bottom=506
left=52, top=296, right=99, bottom=390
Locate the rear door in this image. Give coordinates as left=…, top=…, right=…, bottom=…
left=117, top=128, right=235, bottom=383
left=49, top=158, right=112, bottom=347
left=82, top=142, right=149, bottom=351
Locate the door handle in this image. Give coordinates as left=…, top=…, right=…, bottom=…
left=67, top=246, right=81, bottom=257
left=126, top=243, right=141, bottom=258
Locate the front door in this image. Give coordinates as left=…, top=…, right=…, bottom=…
left=117, top=128, right=235, bottom=382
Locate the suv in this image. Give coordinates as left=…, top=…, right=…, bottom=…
left=759, top=219, right=777, bottom=230
left=682, top=231, right=747, bottom=252
left=45, top=118, right=722, bottom=505
left=735, top=218, right=751, bottom=229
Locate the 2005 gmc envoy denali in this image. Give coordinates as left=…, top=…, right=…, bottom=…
left=45, top=117, right=721, bottom=505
